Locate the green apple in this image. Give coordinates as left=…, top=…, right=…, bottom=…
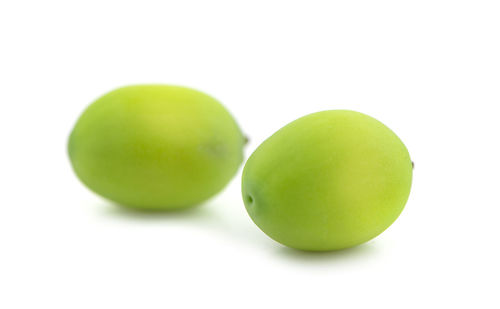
left=69, top=85, right=244, bottom=210
left=242, top=110, right=412, bottom=251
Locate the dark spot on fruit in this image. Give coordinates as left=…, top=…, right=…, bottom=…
left=246, top=194, right=254, bottom=205
left=200, top=142, right=226, bottom=158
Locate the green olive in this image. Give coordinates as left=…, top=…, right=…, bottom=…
left=242, top=110, right=412, bottom=251
left=69, top=85, right=244, bottom=210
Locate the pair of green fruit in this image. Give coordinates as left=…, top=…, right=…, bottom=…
left=69, top=85, right=413, bottom=251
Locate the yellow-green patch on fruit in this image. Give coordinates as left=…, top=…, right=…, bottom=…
left=69, top=85, right=244, bottom=210
left=242, top=110, right=412, bottom=251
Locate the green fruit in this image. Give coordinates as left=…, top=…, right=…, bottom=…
left=69, top=85, right=244, bottom=210
left=242, top=110, right=412, bottom=251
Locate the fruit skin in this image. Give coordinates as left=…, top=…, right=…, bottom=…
left=69, top=85, right=244, bottom=210
left=242, top=110, right=412, bottom=251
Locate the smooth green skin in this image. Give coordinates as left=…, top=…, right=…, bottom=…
left=69, top=85, right=244, bottom=210
left=242, top=110, right=412, bottom=251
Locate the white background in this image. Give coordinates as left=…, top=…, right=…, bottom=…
left=1, top=1, right=499, bottom=308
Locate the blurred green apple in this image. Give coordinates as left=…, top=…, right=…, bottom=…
left=242, top=110, right=412, bottom=251
left=69, top=85, right=244, bottom=210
